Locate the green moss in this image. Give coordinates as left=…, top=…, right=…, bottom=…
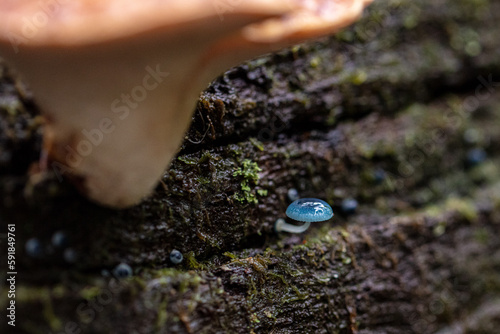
left=198, top=150, right=215, bottom=164
left=178, top=274, right=203, bottom=294
left=309, top=56, right=321, bottom=68
left=267, top=272, right=289, bottom=285
left=185, top=251, right=205, bottom=270
left=42, top=290, right=62, bottom=332
left=281, top=285, right=309, bottom=304
left=80, top=286, right=102, bottom=300
left=148, top=267, right=185, bottom=280
left=155, top=299, right=169, bottom=330
left=249, top=137, right=264, bottom=151
left=177, top=156, right=198, bottom=165
left=473, top=228, right=490, bottom=244
left=326, top=108, right=338, bottom=126
left=197, top=176, right=211, bottom=185
left=403, top=12, right=419, bottom=29
left=433, top=221, right=447, bottom=237
left=445, top=197, right=478, bottom=222
left=223, top=251, right=237, bottom=259
left=350, top=69, right=368, bottom=85
left=233, top=159, right=265, bottom=204
left=470, top=161, right=499, bottom=183
left=233, top=159, right=261, bottom=183
left=233, top=190, right=258, bottom=204
left=247, top=57, right=269, bottom=70
left=250, top=313, right=261, bottom=323
left=257, top=189, right=268, bottom=197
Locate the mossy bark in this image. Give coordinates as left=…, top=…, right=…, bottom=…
left=1, top=0, right=500, bottom=333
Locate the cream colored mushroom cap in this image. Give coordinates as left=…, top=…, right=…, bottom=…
left=245, top=0, right=374, bottom=43
left=0, top=0, right=374, bottom=208
left=0, top=0, right=302, bottom=46
left=0, top=0, right=373, bottom=46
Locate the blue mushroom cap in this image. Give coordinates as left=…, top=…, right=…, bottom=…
left=286, top=198, right=334, bottom=223
left=170, top=249, right=183, bottom=264
left=113, top=263, right=133, bottom=278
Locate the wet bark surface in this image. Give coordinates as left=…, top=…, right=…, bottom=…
left=1, top=0, right=500, bottom=333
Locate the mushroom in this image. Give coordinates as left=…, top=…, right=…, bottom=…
left=169, top=249, right=183, bottom=265
left=0, top=0, right=373, bottom=208
left=275, top=198, right=334, bottom=233
left=112, top=262, right=133, bottom=279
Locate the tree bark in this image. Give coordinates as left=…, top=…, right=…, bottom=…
left=1, top=0, right=500, bottom=333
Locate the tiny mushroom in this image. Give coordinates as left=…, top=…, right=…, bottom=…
left=169, top=249, right=183, bottom=264
left=113, top=262, right=133, bottom=279
left=0, top=0, right=373, bottom=208
left=276, top=198, right=334, bottom=233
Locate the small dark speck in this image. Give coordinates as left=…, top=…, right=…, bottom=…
left=341, top=198, right=358, bottom=215
left=25, top=238, right=44, bottom=258
left=373, top=168, right=386, bottom=184
left=51, top=231, right=68, bottom=249
left=466, top=148, right=487, bottom=167
left=63, top=248, right=78, bottom=263
left=0, top=151, right=12, bottom=164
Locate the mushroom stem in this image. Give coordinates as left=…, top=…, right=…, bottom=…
left=274, top=218, right=311, bottom=234
left=5, top=35, right=233, bottom=207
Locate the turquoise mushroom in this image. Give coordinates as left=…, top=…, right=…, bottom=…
left=276, top=198, right=334, bottom=233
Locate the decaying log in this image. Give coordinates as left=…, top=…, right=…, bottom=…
left=1, top=0, right=500, bottom=333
